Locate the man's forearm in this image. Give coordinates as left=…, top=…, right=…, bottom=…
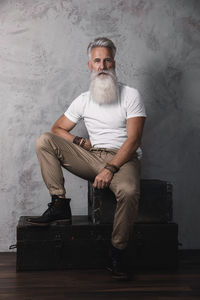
left=51, top=127, right=92, bottom=151
left=51, top=127, right=75, bottom=142
left=108, top=138, right=140, bottom=169
left=93, top=137, right=140, bottom=189
left=108, top=117, right=145, bottom=169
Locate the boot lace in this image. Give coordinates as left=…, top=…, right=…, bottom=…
left=43, top=202, right=55, bottom=216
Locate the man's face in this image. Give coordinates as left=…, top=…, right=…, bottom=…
left=88, top=47, right=117, bottom=104
left=88, top=47, right=115, bottom=75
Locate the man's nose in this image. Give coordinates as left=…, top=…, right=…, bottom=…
left=99, top=60, right=107, bottom=70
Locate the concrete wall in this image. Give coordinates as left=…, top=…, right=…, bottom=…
left=0, top=0, right=199, bottom=251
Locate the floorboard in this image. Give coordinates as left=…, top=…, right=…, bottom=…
left=0, top=251, right=200, bottom=299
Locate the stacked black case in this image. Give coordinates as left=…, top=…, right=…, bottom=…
left=88, top=179, right=173, bottom=224
left=16, top=179, right=178, bottom=271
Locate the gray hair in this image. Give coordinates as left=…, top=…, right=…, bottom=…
left=87, top=37, right=116, bottom=59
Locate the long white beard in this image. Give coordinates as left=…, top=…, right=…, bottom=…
left=89, top=69, right=118, bottom=104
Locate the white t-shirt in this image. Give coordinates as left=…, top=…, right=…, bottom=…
left=64, top=83, right=146, bottom=158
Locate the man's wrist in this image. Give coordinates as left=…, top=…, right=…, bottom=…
left=73, top=136, right=86, bottom=148
left=80, top=138, right=86, bottom=148
left=73, top=136, right=82, bottom=145
left=104, top=163, right=119, bottom=174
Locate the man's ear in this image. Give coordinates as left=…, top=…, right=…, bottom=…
left=88, top=61, right=92, bottom=71
left=113, top=60, right=116, bottom=69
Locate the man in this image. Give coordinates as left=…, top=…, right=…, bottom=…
left=27, top=37, right=146, bottom=280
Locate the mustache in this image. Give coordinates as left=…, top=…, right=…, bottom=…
left=91, top=69, right=116, bottom=80
left=97, top=70, right=110, bottom=75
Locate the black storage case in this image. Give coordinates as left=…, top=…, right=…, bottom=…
left=16, top=216, right=178, bottom=271
left=88, top=179, right=173, bottom=224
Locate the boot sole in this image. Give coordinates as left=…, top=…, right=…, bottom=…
left=106, top=266, right=129, bottom=280
left=26, top=218, right=72, bottom=226
left=112, top=274, right=129, bottom=280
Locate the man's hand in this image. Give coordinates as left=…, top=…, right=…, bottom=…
left=93, top=168, right=113, bottom=189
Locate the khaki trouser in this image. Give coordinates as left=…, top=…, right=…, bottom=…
left=36, top=132, right=140, bottom=250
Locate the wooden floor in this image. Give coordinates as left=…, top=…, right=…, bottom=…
left=0, top=251, right=200, bottom=300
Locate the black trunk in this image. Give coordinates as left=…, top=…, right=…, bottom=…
left=16, top=216, right=178, bottom=271
left=88, top=179, right=173, bottom=224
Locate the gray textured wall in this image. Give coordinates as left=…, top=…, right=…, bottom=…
left=0, top=0, right=200, bottom=251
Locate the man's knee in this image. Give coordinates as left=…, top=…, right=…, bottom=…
left=36, top=132, right=53, bottom=152
left=115, top=183, right=140, bottom=205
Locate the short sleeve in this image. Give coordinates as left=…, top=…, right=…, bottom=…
left=64, top=94, right=84, bottom=123
left=126, top=89, right=147, bottom=119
